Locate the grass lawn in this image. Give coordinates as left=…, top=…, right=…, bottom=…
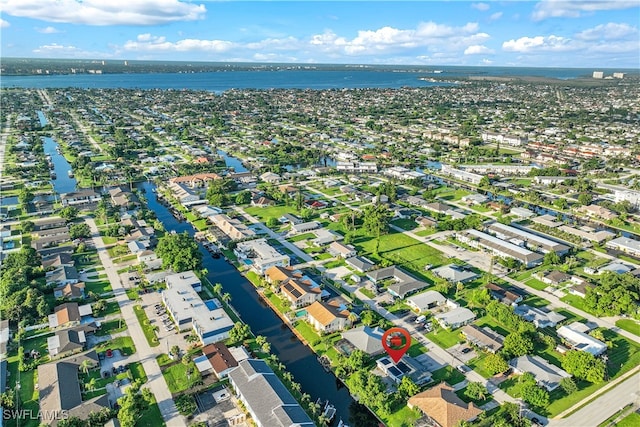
left=264, top=290, right=291, bottom=314
left=162, top=360, right=201, bottom=393
left=102, top=236, right=118, bottom=245
left=415, top=228, right=437, bottom=237
left=97, top=336, right=136, bottom=356
left=129, top=361, right=148, bottom=383
left=5, top=362, right=39, bottom=427
left=431, top=365, right=466, bottom=385
left=245, top=205, right=296, bottom=222
left=522, top=277, right=549, bottom=291
left=615, top=319, right=640, bottom=337
left=390, top=218, right=418, bottom=231
left=85, top=279, right=113, bottom=295
left=407, top=339, right=427, bottom=357
left=380, top=405, right=422, bottom=427
left=354, top=229, right=446, bottom=278
left=107, top=244, right=130, bottom=258
left=426, top=328, right=463, bottom=349
left=95, top=319, right=127, bottom=336
left=616, top=412, right=640, bottom=427
left=288, top=232, right=315, bottom=242
left=134, top=305, right=160, bottom=347
left=295, top=320, right=321, bottom=345
left=561, top=294, right=590, bottom=314
left=97, top=301, right=122, bottom=317
left=136, top=394, right=166, bottom=427
left=360, top=288, right=375, bottom=298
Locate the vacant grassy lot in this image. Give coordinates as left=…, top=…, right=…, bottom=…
left=245, top=205, right=297, bottom=222
left=162, top=360, right=201, bottom=393
left=426, top=328, right=463, bottom=349
left=134, top=305, right=160, bottom=347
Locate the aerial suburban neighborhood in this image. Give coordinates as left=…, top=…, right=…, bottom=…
left=0, top=58, right=639, bottom=427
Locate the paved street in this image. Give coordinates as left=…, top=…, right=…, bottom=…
left=85, top=217, right=186, bottom=427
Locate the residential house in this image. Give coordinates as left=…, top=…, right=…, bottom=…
left=579, top=204, right=618, bottom=221
left=42, top=253, right=74, bottom=269
left=408, top=383, right=482, bottom=427
left=169, top=173, right=221, bottom=189
left=461, top=325, right=505, bottom=353
left=259, top=172, right=281, bottom=184
left=345, top=256, right=375, bottom=273
left=539, top=270, right=571, bottom=286
left=485, top=283, right=525, bottom=306
left=509, top=355, right=571, bottom=391
left=339, top=326, right=385, bottom=356
left=264, top=265, right=302, bottom=285
left=162, top=272, right=233, bottom=345
left=514, top=305, right=566, bottom=328
left=290, top=221, right=321, bottom=234
left=34, top=217, right=67, bottom=231
left=367, top=266, right=429, bottom=299
left=487, top=223, right=570, bottom=255
left=46, top=266, right=80, bottom=286
left=557, top=323, right=607, bottom=356
left=280, top=278, right=322, bottom=309
left=60, top=189, right=101, bottom=207
left=376, top=356, right=432, bottom=385
left=568, top=282, right=595, bottom=298
left=406, top=291, right=446, bottom=313
left=605, top=236, right=640, bottom=257
left=250, top=196, right=275, bottom=207
left=305, top=299, right=351, bottom=333
left=234, top=239, right=290, bottom=274
left=193, top=342, right=239, bottom=379
left=431, top=264, right=479, bottom=284
left=434, top=305, right=476, bottom=330
left=0, top=319, right=10, bottom=359
left=47, top=328, right=91, bottom=359
left=228, top=359, right=314, bottom=427
left=48, top=303, right=93, bottom=329
left=457, top=229, right=544, bottom=268
left=37, top=352, right=108, bottom=426
left=211, top=214, right=256, bottom=241
left=278, top=213, right=303, bottom=225
left=327, top=241, right=357, bottom=258
left=53, top=282, right=86, bottom=300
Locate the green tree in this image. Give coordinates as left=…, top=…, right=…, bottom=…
left=521, top=383, right=549, bottom=408
left=484, top=353, right=509, bottom=375
left=213, top=282, right=223, bottom=296
left=59, top=206, right=79, bottom=221
left=117, top=383, right=151, bottom=427
left=543, top=251, right=561, bottom=265
left=229, top=322, right=251, bottom=343
left=464, top=382, right=488, bottom=401
left=18, top=187, right=35, bottom=205
left=397, top=376, right=420, bottom=399
left=361, top=204, right=392, bottom=255
left=170, top=345, right=180, bottom=358
left=502, top=332, right=534, bottom=358
left=266, top=217, right=279, bottom=228
left=560, top=377, right=578, bottom=395
left=577, top=193, right=592, bottom=206
left=21, top=220, right=35, bottom=233
left=69, top=223, right=91, bottom=239
left=156, top=232, right=202, bottom=272
left=561, top=350, right=605, bottom=383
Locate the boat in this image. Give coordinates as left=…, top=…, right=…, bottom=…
left=321, top=400, right=336, bottom=422
left=50, top=172, right=57, bottom=179
left=67, top=170, right=74, bottom=178
left=337, top=420, right=349, bottom=427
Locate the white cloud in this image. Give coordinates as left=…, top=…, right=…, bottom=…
left=532, top=1, right=639, bottom=21
left=0, top=18, right=9, bottom=28
left=502, top=35, right=574, bottom=52
left=576, top=23, right=638, bottom=41
left=37, top=26, right=61, bottom=34
left=1, top=0, right=206, bottom=26
left=124, top=35, right=233, bottom=53
left=464, top=45, right=495, bottom=55
left=481, top=58, right=493, bottom=64
left=489, top=12, right=503, bottom=21
left=471, top=3, right=490, bottom=11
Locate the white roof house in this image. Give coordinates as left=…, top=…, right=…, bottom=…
left=509, top=355, right=571, bottom=391
left=234, top=238, right=290, bottom=274
left=557, top=323, right=607, bottom=356
left=434, top=306, right=476, bottom=330
left=162, top=272, right=233, bottom=345
left=514, top=305, right=566, bottom=328
left=406, top=291, right=446, bottom=313
left=341, top=326, right=385, bottom=355
left=431, top=264, right=479, bottom=284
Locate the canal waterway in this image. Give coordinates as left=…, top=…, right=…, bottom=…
left=217, top=150, right=248, bottom=173
left=42, top=136, right=77, bottom=194
left=138, top=181, right=375, bottom=426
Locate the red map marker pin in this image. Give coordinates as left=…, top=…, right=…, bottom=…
left=381, top=327, right=412, bottom=363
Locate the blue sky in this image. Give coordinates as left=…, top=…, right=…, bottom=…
left=1, top=1, right=638, bottom=68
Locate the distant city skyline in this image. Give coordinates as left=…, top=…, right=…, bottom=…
left=0, top=1, right=639, bottom=68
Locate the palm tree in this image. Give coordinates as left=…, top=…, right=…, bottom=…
left=86, top=378, right=97, bottom=393
left=301, top=393, right=310, bottom=404
left=222, top=293, right=231, bottom=304
left=291, top=382, right=301, bottom=393
left=79, top=359, right=92, bottom=375
left=213, top=283, right=222, bottom=296
left=261, top=341, right=271, bottom=354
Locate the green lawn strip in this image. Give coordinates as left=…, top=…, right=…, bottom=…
left=95, top=319, right=127, bottom=336
left=615, top=319, right=640, bottom=337
left=390, top=218, right=418, bottom=231
left=134, top=305, right=160, bottom=347
left=455, top=387, right=493, bottom=407
left=431, top=365, right=466, bottom=385
left=560, top=294, right=591, bottom=314
left=360, top=288, right=375, bottom=299
left=96, top=301, right=122, bottom=317
left=426, top=328, right=463, bottom=349
left=380, top=405, right=422, bottom=427
left=136, top=394, right=166, bottom=427
left=414, top=228, right=437, bottom=237
left=126, top=288, right=140, bottom=300
left=616, top=412, right=640, bottom=427
left=244, top=205, right=297, bottom=222
left=129, top=361, right=148, bottom=383
left=407, top=339, right=427, bottom=357
left=294, top=320, right=322, bottom=345
left=264, top=290, right=291, bottom=314
left=5, top=362, right=39, bottom=427
left=97, top=336, right=136, bottom=356
left=102, top=236, right=118, bottom=245
left=162, top=361, right=201, bottom=393
left=287, top=232, right=316, bottom=242
left=85, top=279, right=113, bottom=295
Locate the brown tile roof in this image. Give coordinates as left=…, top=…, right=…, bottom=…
left=408, top=383, right=482, bottom=427
left=55, top=303, right=80, bottom=325
left=306, top=301, right=349, bottom=326
left=265, top=265, right=301, bottom=282
left=202, top=342, right=238, bottom=375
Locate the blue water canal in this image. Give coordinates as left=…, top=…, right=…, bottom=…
left=137, top=181, right=376, bottom=426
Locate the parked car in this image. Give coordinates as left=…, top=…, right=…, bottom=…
left=415, top=315, right=427, bottom=324
left=461, top=347, right=472, bottom=354
left=456, top=365, right=470, bottom=373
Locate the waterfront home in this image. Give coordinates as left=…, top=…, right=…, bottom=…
left=376, top=355, right=432, bottom=385
left=305, top=299, right=351, bottom=333
left=211, top=214, right=256, bottom=241
left=339, top=325, right=385, bottom=355
left=234, top=239, right=290, bottom=274
left=408, top=383, right=482, bottom=427
left=228, top=359, right=314, bottom=427
left=264, top=265, right=302, bottom=285
left=60, top=189, right=101, bottom=207
left=259, top=171, right=281, bottom=183
left=509, top=355, right=571, bottom=391
left=193, top=342, right=239, bottom=379
left=162, top=275, right=233, bottom=345
left=280, top=278, right=322, bottom=309
left=169, top=173, right=221, bottom=189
